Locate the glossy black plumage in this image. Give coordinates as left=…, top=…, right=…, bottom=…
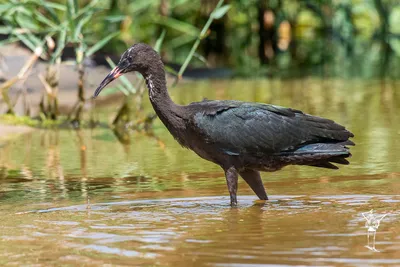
left=191, top=100, right=352, bottom=154
left=94, top=43, right=355, bottom=206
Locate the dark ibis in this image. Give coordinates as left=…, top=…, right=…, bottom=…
left=94, top=43, right=354, bottom=206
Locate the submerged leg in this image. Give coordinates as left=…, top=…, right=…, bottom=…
left=239, top=169, right=268, bottom=200
left=224, top=166, right=238, bottom=206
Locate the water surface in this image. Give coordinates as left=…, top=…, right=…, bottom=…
left=1, top=78, right=400, bottom=266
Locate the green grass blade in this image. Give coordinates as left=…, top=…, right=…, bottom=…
left=128, top=0, right=156, bottom=14
left=0, top=3, right=13, bottom=14
left=193, top=52, right=208, bottom=65
left=86, top=32, right=118, bottom=57
left=15, top=33, right=43, bottom=58
left=77, top=0, right=101, bottom=16
left=211, top=4, right=231, bottom=19
left=157, top=17, right=199, bottom=36
left=154, top=29, right=166, bottom=53
left=68, top=0, right=77, bottom=15
left=73, top=12, right=93, bottom=41
left=51, top=29, right=67, bottom=63
left=104, top=15, right=126, bottom=23
left=25, top=32, right=44, bottom=48
left=38, top=0, right=61, bottom=23
left=14, top=33, right=36, bottom=52
left=67, top=0, right=76, bottom=32
left=13, top=7, right=41, bottom=32
left=74, top=0, right=79, bottom=12
left=34, top=10, right=58, bottom=28
left=169, top=34, right=196, bottom=48
left=41, top=2, right=66, bottom=11
left=0, top=26, right=12, bottom=34
left=13, top=5, right=32, bottom=16
left=177, top=0, right=225, bottom=79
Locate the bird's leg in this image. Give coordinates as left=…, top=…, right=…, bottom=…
left=224, top=166, right=238, bottom=206
left=239, top=169, right=268, bottom=200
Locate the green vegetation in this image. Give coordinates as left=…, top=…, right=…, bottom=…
left=36, top=0, right=399, bottom=75
left=0, top=0, right=232, bottom=129
left=0, top=0, right=399, bottom=129
left=0, top=0, right=123, bottom=125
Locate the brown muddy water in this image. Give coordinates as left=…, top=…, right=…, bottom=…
left=1, top=78, right=400, bottom=266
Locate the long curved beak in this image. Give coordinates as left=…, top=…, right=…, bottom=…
left=93, top=67, right=123, bottom=98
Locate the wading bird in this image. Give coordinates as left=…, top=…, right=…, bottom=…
left=94, top=43, right=354, bottom=206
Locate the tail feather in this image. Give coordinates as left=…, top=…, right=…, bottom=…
left=329, top=156, right=350, bottom=165
left=311, top=153, right=351, bottom=169
left=337, top=140, right=355, bottom=147
left=282, top=142, right=352, bottom=156
left=279, top=141, right=354, bottom=170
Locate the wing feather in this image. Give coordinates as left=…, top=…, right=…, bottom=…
left=192, top=101, right=353, bottom=156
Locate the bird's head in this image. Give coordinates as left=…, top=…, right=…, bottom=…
left=93, top=43, right=158, bottom=98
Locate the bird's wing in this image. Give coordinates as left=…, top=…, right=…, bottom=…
left=191, top=100, right=354, bottom=156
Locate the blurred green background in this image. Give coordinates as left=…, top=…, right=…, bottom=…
left=1, top=0, right=400, bottom=79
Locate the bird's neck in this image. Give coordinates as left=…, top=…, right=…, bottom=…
left=142, top=62, right=185, bottom=137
